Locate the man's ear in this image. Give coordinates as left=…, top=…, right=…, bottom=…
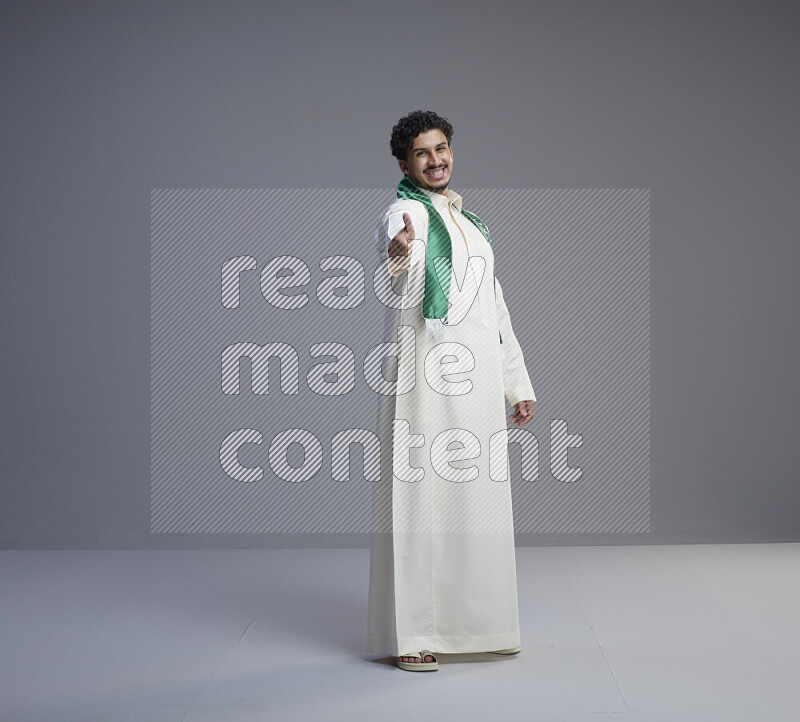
left=397, top=158, right=407, bottom=175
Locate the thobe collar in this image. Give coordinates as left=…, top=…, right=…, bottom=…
left=418, top=185, right=463, bottom=213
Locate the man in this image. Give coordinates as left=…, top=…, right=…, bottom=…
left=366, top=110, right=537, bottom=671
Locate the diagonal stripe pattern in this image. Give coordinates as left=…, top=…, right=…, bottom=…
left=151, top=188, right=649, bottom=534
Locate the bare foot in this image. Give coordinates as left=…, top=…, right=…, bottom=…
left=396, top=653, right=434, bottom=663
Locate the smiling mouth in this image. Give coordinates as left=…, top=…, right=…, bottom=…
left=425, top=166, right=447, bottom=178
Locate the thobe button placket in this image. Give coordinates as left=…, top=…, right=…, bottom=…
left=446, top=203, right=484, bottom=318
left=452, top=207, right=493, bottom=327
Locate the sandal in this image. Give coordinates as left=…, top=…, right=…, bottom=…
left=396, top=649, right=438, bottom=671
left=489, top=645, right=521, bottom=655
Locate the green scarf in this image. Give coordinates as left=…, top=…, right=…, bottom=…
left=396, top=177, right=502, bottom=343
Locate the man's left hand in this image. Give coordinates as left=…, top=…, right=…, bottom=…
left=508, top=400, right=534, bottom=427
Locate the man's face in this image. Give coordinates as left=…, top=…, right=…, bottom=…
left=398, top=128, right=453, bottom=195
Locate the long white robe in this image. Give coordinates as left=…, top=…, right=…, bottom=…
left=366, top=185, right=537, bottom=656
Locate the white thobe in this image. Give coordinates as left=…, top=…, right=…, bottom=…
left=366, top=184, right=537, bottom=657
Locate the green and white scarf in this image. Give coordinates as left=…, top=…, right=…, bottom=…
left=396, top=176, right=502, bottom=343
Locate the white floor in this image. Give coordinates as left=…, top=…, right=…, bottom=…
left=0, top=544, right=798, bottom=721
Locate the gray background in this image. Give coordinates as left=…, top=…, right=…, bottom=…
left=1, top=0, right=797, bottom=548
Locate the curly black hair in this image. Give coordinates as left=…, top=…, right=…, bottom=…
left=390, top=110, right=454, bottom=161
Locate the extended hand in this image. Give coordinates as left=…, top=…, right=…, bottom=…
left=388, top=212, right=414, bottom=258
left=508, top=400, right=534, bottom=427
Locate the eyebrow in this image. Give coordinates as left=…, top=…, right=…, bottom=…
left=414, top=143, right=448, bottom=153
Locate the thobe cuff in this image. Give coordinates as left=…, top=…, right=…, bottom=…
left=505, top=386, right=536, bottom=407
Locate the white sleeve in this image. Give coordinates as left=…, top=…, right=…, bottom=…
left=380, top=200, right=428, bottom=277
left=495, top=277, right=537, bottom=406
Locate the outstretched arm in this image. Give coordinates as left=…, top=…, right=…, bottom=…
left=383, top=202, right=426, bottom=277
